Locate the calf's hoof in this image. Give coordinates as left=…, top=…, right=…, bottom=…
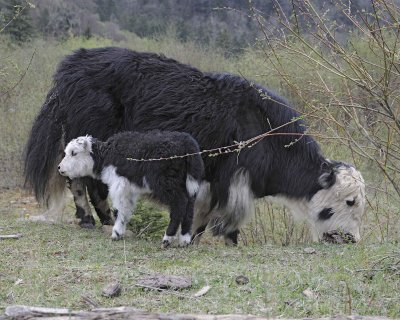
left=161, top=234, right=174, bottom=249
left=111, top=230, right=123, bottom=241
left=161, top=240, right=171, bottom=249
left=178, top=233, right=191, bottom=247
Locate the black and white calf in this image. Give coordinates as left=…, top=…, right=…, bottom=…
left=58, top=131, right=204, bottom=247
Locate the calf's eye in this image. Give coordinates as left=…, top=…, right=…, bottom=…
left=71, top=151, right=76, bottom=157
left=346, top=199, right=355, bottom=206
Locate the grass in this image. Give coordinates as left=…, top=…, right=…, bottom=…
left=0, top=189, right=399, bottom=318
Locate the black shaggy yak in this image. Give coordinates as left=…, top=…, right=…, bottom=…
left=24, top=47, right=365, bottom=244
left=58, top=131, right=204, bottom=247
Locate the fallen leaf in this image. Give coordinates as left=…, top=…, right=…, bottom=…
left=193, top=285, right=211, bottom=297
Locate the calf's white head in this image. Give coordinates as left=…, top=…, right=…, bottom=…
left=58, top=136, right=95, bottom=179
left=309, top=162, right=366, bottom=241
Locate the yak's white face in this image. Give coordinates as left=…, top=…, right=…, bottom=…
left=58, top=136, right=95, bottom=179
left=269, top=163, right=365, bottom=242
left=309, top=165, right=365, bottom=241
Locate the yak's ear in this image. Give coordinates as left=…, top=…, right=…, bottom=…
left=318, top=161, right=336, bottom=189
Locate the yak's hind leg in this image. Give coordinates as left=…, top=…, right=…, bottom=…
left=191, top=182, right=213, bottom=244
left=199, top=169, right=254, bottom=246
left=86, top=178, right=114, bottom=225
left=69, top=178, right=95, bottom=228
left=191, top=210, right=213, bottom=245
left=224, top=230, right=240, bottom=246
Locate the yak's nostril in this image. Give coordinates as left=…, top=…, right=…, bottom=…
left=58, top=166, right=60, bottom=170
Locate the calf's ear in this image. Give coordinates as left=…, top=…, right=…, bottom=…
left=76, top=137, right=89, bottom=151
left=318, top=162, right=336, bottom=189
left=81, top=140, right=88, bottom=150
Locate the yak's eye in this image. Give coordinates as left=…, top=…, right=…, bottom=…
left=346, top=199, right=355, bottom=206
left=71, top=151, right=77, bottom=157
left=318, top=207, right=334, bottom=220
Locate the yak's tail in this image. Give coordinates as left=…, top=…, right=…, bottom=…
left=185, top=142, right=204, bottom=197
left=23, top=89, right=68, bottom=219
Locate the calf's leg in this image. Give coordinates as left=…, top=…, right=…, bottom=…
left=163, top=198, right=188, bottom=248
left=179, top=196, right=195, bottom=247
left=110, top=188, right=137, bottom=241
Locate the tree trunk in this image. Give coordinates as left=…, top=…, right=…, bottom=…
left=2, top=305, right=391, bottom=320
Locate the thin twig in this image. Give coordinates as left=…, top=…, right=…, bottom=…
left=0, top=234, right=23, bottom=239
left=0, top=49, right=36, bottom=97
left=0, top=1, right=33, bottom=33
left=131, top=283, right=194, bottom=299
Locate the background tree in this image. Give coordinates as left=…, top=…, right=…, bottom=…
left=0, top=0, right=34, bottom=42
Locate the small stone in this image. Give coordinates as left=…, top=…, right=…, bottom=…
left=235, top=275, right=249, bottom=285
left=303, top=247, right=316, bottom=254
left=102, top=282, right=122, bottom=298
left=137, top=274, right=192, bottom=290
left=302, top=288, right=316, bottom=299
left=102, top=225, right=113, bottom=235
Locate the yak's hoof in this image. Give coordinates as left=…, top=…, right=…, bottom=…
left=101, top=220, right=114, bottom=226
left=79, top=222, right=95, bottom=229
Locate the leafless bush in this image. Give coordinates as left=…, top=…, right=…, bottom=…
left=246, top=0, right=400, bottom=241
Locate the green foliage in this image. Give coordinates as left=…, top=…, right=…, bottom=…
left=83, top=26, right=92, bottom=40
left=127, top=199, right=169, bottom=240
left=0, top=0, right=34, bottom=43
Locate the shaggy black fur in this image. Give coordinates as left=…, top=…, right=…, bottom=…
left=24, top=47, right=338, bottom=238
left=91, top=130, right=204, bottom=242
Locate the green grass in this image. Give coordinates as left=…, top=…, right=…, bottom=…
left=0, top=190, right=399, bottom=318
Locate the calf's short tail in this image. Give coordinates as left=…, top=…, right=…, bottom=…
left=185, top=145, right=205, bottom=197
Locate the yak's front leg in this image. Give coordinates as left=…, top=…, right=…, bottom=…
left=69, top=178, right=95, bottom=228
left=86, top=178, right=114, bottom=225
